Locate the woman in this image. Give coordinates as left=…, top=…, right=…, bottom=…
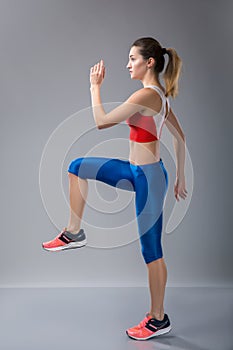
left=42, top=37, right=187, bottom=341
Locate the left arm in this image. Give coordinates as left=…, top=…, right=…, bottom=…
left=165, top=108, right=188, bottom=201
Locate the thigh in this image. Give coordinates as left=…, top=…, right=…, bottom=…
left=134, top=161, right=168, bottom=237
left=68, top=157, right=135, bottom=191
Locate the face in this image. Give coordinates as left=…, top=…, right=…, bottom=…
left=126, top=46, right=148, bottom=80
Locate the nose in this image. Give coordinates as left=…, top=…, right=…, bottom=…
left=126, top=61, right=131, bottom=69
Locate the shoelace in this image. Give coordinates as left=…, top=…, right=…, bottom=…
left=57, top=228, right=69, bottom=241
left=138, top=315, right=151, bottom=328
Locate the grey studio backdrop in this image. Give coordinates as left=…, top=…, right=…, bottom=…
left=0, top=0, right=232, bottom=288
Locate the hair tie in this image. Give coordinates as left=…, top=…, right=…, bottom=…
left=162, top=47, right=167, bottom=55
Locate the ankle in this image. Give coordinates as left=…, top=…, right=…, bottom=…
left=149, top=311, right=165, bottom=321
left=66, top=226, right=81, bottom=234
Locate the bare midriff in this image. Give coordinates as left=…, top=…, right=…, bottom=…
left=128, top=139, right=160, bottom=165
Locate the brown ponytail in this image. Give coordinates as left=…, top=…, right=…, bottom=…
left=163, top=48, right=182, bottom=98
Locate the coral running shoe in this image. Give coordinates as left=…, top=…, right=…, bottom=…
left=127, top=312, right=152, bottom=333
left=42, top=228, right=87, bottom=252
left=126, top=313, right=171, bottom=340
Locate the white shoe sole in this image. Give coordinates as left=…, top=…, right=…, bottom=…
left=126, top=325, right=172, bottom=340
left=42, top=239, right=87, bottom=252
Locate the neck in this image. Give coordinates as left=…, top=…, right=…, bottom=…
left=142, top=79, right=162, bottom=88
left=144, top=83, right=161, bottom=87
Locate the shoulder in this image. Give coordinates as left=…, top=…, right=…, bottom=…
left=126, top=87, right=159, bottom=105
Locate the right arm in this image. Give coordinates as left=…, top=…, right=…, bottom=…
left=165, top=108, right=188, bottom=201
left=89, top=60, right=147, bottom=129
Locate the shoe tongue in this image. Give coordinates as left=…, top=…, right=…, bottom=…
left=146, top=312, right=152, bottom=319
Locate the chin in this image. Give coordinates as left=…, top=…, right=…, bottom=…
left=130, top=73, right=140, bottom=80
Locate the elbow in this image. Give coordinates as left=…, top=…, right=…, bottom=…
left=97, top=124, right=104, bottom=130
left=95, top=121, right=102, bottom=129
left=97, top=122, right=115, bottom=130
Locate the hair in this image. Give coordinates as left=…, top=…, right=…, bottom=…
left=131, top=37, right=182, bottom=98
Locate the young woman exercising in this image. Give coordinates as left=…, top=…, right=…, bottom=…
left=42, top=37, right=187, bottom=341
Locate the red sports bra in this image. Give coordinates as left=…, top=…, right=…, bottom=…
left=126, top=85, right=170, bottom=142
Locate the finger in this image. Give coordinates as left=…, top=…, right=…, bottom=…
left=102, top=62, right=105, bottom=73
left=100, top=62, right=104, bottom=72
left=180, top=192, right=187, bottom=199
left=101, top=62, right=105, bottom=71
left=99, top=62, right=104, bottom=73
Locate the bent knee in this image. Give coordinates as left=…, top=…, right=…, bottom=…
left=68, top=157, right=84, bottom=176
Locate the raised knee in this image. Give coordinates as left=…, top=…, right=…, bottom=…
left=68, top=157, right=84, bottom=175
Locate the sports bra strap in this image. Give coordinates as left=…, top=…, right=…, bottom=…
left=144, top=85, right=170, bottom=117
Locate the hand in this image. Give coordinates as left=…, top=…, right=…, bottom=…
left=174, top=175, right=188, bottom=201
left=90, top=59, right=105, bottom=87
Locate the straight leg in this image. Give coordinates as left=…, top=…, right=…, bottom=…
left=133, top=161, right=168, bottom=321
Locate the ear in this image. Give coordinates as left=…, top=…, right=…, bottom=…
left=147, top=57, right=156, bottom=69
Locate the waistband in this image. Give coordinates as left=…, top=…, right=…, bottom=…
left=129, top=158, right=163, bottom=168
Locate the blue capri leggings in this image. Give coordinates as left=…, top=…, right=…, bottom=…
left=68, top=157, right=168, bottom=264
